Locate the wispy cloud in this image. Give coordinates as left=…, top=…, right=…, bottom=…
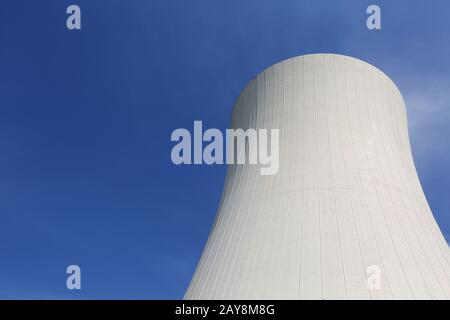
left=398, top=74, right=450, bottom=168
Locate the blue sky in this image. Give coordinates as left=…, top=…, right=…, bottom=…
left=0, top=0, right=449, bottom=299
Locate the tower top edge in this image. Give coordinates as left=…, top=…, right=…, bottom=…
left=232, top=53, right=404, bottom=114
left=260, top=53, right=398, bottom=90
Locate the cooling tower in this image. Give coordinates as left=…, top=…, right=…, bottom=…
left=185, top=54, right=450, bottom=299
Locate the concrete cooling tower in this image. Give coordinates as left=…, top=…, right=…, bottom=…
left=185, top=54, right=450, bottom=299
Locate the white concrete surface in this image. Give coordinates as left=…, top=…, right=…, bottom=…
left=185, top=54, right=450, bottom=299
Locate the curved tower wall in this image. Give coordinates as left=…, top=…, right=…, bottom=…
left=185, top=54, right=450, bottom=299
